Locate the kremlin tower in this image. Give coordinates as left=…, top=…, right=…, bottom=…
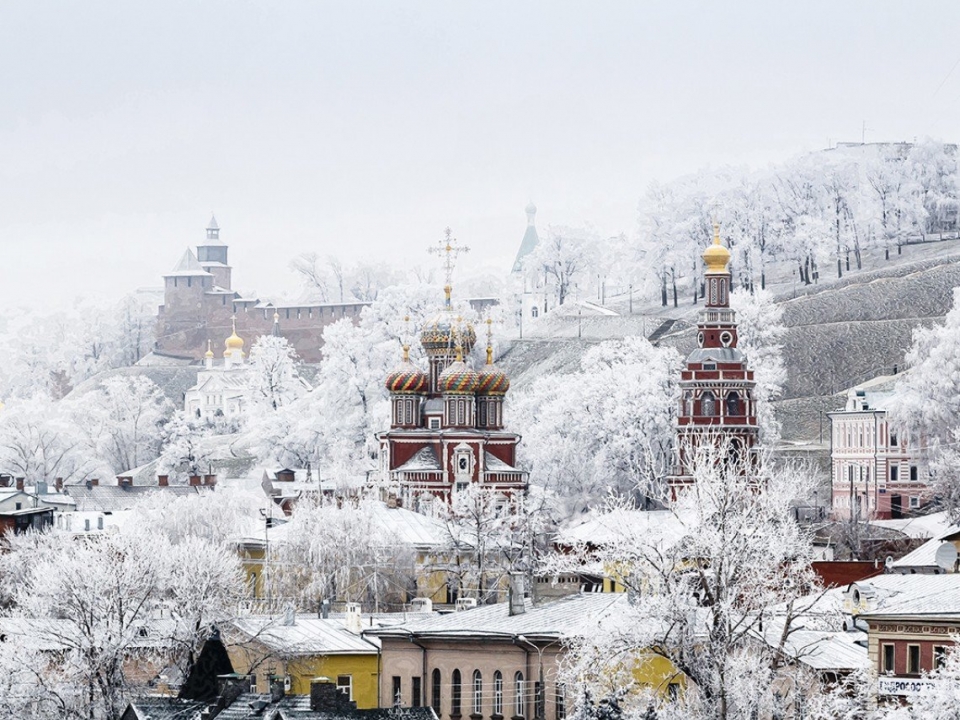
left=668, top=224, right=759, bottom=493
left=376, top=231, right=526, bottom=509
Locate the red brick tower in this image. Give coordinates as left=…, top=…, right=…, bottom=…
left=668, top=224, right=759, bottom=494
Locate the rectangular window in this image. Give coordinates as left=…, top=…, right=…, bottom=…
left=908, top=645, right=920, bottom=675
left=935, top=646, right=948, bottom=670
left=891, top=466, right=899, bottom=482
left=534, top=681, right=544, bottom=719
left=891, top=433, right=898, bottom=446
left=910, top=496, right=920, bottom=509
left=882, top=644, right=895, bottom=673
left=667, top=683, right=680, bottom=701
left=392, top=676, right=402, bottom=706
left=337, top=675, right=353, bottom=700
left=249, top=674, right=257, bottom=693
left=429, top=418, right=441, bottom=430
left=910, top=466, right=918, bottom=482
left=412, top=677, right=422, bottom=708
left=556, top=684, right=565, bottom=720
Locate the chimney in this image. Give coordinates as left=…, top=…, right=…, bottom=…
left=36, top=480, right=47, bottom=495
left=55, top=477, right=63, bottom=492
left=319, top=598, right=330, bottom=619
left=0, top=475, right=11, bottom=488
left=311, top=677, right=355, bottom=712
left=15, top=477, right=24, bottom=491
left=386, top=493, right=398, bottom=509
left=157, top=475, right=169, bottom=487
left=203, top=474, right=217, bottom=487
left=118, top=476, right=133, bottom=488
left=508, top=572, right=526, bottom=616
left=189, top=475, right=202, bottom=486
left=344, top=602, right=362, bottom=634
left=90, top=478, right=99, bottom=487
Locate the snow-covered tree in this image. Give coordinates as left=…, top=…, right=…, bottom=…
left=512, top=336, right=681, bottom=512
left=729, top=287, right=787, bottom=444
left=263, top=496, right=416, bottom=610
left=0, top=395, right=95, bottom=484
left=73, top=375, right=173, bottom=473
left=524, top=226, right=597, bottom=308
left=247, top=334, right=306, bottom=416
left=549, top=445, right=824, bottom=720
left=157, top=411, right=215, bottom=481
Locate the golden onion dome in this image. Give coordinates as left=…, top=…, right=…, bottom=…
left=223, top=319, right=244, bottom=355
left=703, top=222, right=731, bottom=273
left=204, top=340, right=214, bottom=359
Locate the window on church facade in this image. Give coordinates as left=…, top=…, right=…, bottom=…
left=726, top=391, right=740, bottom=417
left=700, top=392, right=716, bottom=416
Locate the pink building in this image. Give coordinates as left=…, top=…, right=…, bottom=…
left=828, top=387, right=928, bottom=520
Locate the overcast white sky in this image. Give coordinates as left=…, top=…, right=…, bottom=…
left=4, top=1, right=960, bottom=308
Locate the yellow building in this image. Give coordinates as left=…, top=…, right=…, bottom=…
left=225, top=612, right=382, bottom=708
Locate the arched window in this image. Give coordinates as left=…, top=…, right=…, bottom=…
left=726, top=391, right=740, bottom=417
left=493, top=671, right=503, bottom=717
left=473, top=670, right=483, bottom=715
left=432, top=669, right=441, bottom=714
left=700, top=391, right=716, bottom=417
left=531, top=306, right=539, bottom=318
left=452, top=669, right=462, bottom=716
left=514, top=672, right=524, bottom=718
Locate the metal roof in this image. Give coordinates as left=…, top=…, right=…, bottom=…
left=229, top=616, right=379, bottom=656
left=369, top=593, right=626, bottom=641
left=165, top=248, right=213, bottom=277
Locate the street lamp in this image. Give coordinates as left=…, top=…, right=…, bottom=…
left=516, top=635, right=557, bottom=720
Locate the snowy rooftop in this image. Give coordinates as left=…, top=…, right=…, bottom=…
left=889, top=523, right=960, bottom=569
left=229, top=615, right=379, bottom=656
left=757, top=626, right=869, bottom=672
left=556, top=508, right=687, bottom=549
left=370, top=593, right=626, bottom=640
left=854, top=573, right=960, bottom=619
left=164, top=248, right=213, bottom=277
left=872, top=511, right=954, bottom=540
left=65, top=484, right=201, bottom=512
left=396, top=447, right=442, bottom=473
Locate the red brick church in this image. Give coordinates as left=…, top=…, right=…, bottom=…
left=376, top=236, right=527, bottom=509
left=668, top=224, right=759, bottom=493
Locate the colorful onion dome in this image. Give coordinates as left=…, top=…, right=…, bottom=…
left=703, top=222, right=731, bottom=274
left=420, top=311, right=476, bottom=357
left=385, top=346, right=428, bottom=394
left=476, top=346, right=510, bottom=395
left=438, top=357, right=480, bottom=395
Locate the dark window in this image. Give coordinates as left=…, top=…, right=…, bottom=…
left=432, top=669, right=442, bottom=713
left=452, top=669, right=462, bottom=716
left=890, top=466, right=899, bottom=482
left=392, top=677, right=402, bottom=706
left=413, top=677, right=422, bottom=707
left=668, top=683, right=680, bottom=701
left=337, top=675, right=352, bottom=699
left=534, top=681, right=544, bottom=719
left=493, top=671, right=503, bottom=716
left=908, top=645, right=920, bottom=674
left=882, top=644, right=895, bottom=673
left=891, top=433, right=898, bottom=446
left=14, top=502, right=21, bottom=511
left=556, top=684, right=565, bottom=720
left=935, top=646, right=948, bottom=670
left=700, top=391, right=716, bottom=416
left=910, top=466, right=918, bottom=481
left=725, top=392, right=740, bottom=416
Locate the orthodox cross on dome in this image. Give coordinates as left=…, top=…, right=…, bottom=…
left=428, top=228, right=470, bottom=307
left=485, top=317, right=495, bottom=365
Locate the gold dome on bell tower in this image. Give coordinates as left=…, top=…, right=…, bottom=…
left=702, top=222, right=731, bottom=274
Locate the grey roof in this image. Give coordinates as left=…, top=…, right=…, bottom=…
left=856, top=573, right=960, bottom=619
left=684, top=347, right=747, bottom=364
left=369, top=593, right=626, bottom=640
left=890, top=523, right=960, bottom=568
left=484, top=451, right=520, bottom=473
left=208, top=214, right=219, bottom=230
left=396, top=447, right=442, bottom=472
left=512, top=223, right=539, bottom=273
left=65, top=484, right=200, bottom=512
left=165, top=248, right=213, bottom=277
left=123, top=698, right=206, bottom=720
left=228, top=615, right=379, bottom=656
left=217, top=694, right=437, bottom=720
left=756, top=626, right=868, bottom=672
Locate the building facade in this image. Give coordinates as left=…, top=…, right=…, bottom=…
left=183, top=321, right=253, bottom=421
left=829, top=387, right=928, bottom=520
left=668, top=225, right=759, bottom=493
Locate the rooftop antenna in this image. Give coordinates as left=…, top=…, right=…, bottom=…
left=428, top=228, right=470, bottom=308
